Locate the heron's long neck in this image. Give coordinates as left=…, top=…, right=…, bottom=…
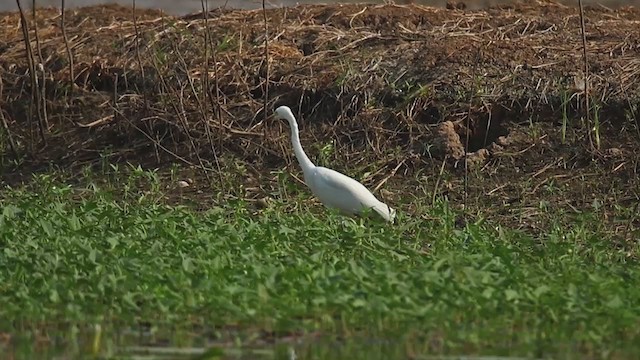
left=289, top=122, right=315, bottom=174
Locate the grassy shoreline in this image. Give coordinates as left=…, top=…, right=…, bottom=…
left=1, top=171, right=639, bottom=359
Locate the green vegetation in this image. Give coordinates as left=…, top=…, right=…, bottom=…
left=1, top=170, right=639, bottom=359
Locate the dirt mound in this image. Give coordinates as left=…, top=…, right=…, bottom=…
left=0, top=2, right=638, bottom=235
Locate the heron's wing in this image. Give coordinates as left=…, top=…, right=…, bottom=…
left=313, top=167, right=369, bottom=195
left=313, top=167, right=380, bottom=206
left=312, top=167, right=395, bottom=221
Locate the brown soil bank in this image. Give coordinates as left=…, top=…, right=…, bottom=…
left=0, top=1, right=638, bottom=234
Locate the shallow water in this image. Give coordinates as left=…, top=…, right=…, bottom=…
left=2, top=326, right=540, bottom=360
left=3, top=0, right=635, bottom=15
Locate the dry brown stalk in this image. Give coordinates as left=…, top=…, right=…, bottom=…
left=131, top=0, right=160, bottom=164
left=373, top=159, right=404, bottom=193
left=15, top=0, right=46, bottom=148
left=147, top=38, right=212, bottom=179
left=578, top=0, right=595, bottom=151
left=60, top=0, right=75, bottom=99
left=30, top=2, right=45, bottom=66
left=76, top=115, right=115, bottom=128
left=200, top=0, right=223, bottom=185
left=262, top=0, right=270, bottom=124
left=131, top=0, right=147, bottom=108
left=432, top=154, right=448, bottom=207
left=202, top=5, right=224, bottom=151
left=463, top=48, right=482, bottom=216
left=32, top=0, right=49, bottom=131
left=113, top=72, right=118, bottom=123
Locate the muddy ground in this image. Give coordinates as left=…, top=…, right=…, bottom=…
left=0, top=1, right=638, bottom=238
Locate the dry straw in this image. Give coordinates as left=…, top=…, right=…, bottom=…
left=0, top=2, right=638, bottom=172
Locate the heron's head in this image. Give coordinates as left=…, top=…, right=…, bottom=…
left=274, top=106, right=296, bottom=127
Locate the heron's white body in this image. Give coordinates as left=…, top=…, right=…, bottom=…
left=274, top=106, right=396, bottom=222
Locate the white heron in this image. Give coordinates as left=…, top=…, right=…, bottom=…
left=274, top=105, right=396, bottom=222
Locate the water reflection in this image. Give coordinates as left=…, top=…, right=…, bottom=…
left=3, top=0, right=633, bottom=16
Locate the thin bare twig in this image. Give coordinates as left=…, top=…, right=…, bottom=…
left=32, top=0, right=49, bottom=131
left=432, top=155, right=448, bottom=207
left=113, top=71, right=119, bottom=122
left=578, top=0, right=595, bottom=151
left=205, top=3, right=223, bottom=150
left=132, top=0, right=147, bottom=108
left=15, top=0, right=46, bottom=148
left=31, top=1, right=44, bottom=66
left=132, top=0, right=159, bottom=164
left=147, top=32, right=213, bottom=181
left=201, top=0, right=223, bottom=185
left=373, top=159, right=405, bottom=193
left=152, top=62, right=199, bottom=154
left=463, top=48, right=482, bottom=218
left=262, top=0, right=270, bottom=123
left=61, top=0, right=75, bottom=99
